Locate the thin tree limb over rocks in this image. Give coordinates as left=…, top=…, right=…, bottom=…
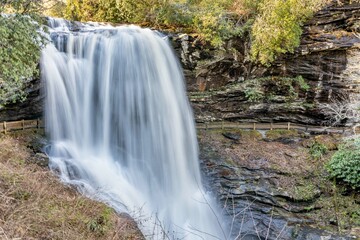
left=318, top=93, right=360, bottom=134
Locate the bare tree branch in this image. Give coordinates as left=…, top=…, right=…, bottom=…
left=318, top=93, right=360, bottom=133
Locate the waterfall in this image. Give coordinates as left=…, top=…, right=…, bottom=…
left=41, top=19, right=225, bottom=239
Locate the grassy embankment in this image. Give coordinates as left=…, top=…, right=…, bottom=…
left=0, top=129, right=143, bottom=240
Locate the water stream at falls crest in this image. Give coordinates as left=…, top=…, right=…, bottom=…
left=41, top=19, right=225, bottom=239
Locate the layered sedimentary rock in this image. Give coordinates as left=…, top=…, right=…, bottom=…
left=171, top=0, right=360, bottom=125
left=1, top=0, right=359, bottom=125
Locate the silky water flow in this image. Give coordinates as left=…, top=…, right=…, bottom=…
left=42, top=19, right=226, bottom=240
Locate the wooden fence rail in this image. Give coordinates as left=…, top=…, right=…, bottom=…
left=1, top=119, right=44, bottom=134
left=196, top=121, right=350, bottom=134
left=0, top=119, right=352, bottom=135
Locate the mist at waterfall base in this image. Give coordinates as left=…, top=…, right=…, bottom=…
left=41, top=20, right=226, bottom=239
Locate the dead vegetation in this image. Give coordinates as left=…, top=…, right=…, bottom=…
left=0, top=130, right=144, bottom=240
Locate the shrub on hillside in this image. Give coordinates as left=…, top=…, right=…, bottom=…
left=309, top=142, right=328, bottom=160
left=327, top=139, right=360, bottom=189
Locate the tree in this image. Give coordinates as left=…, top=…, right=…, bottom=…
left=319, top=94, right=360, bottom=134
left=0, top=0, right=42, bottom=13
left=0, top=0, right=46, bottom=105
left=64, top=0, right=82, bottom=21
left=96, top=0, right=124, bottom=23
left=62, top=0, right=331, bottom=56
left=43, top=0, right=67, bottom=18
left=250, top=0, right=327, bottom=65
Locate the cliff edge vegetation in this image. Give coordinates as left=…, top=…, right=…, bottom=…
left=61, top=0, right=329, bottom=64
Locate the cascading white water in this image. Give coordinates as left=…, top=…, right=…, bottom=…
left=42, top=19, right=225, bottom=239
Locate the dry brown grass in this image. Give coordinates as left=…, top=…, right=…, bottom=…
left=0, top=130, right=144, bottom=240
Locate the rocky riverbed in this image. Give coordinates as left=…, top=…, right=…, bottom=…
left=198, top=128, right=360, bottom=239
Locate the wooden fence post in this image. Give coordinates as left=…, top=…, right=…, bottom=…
left=221, top=121, right=224, bottom=130
left=253, top=123, right=256, bottom=130
left=3, top=122, right=6, bottom=134
left=22, top=119, right=25, bottom=130
left=287, top=122, right=290, bottom=130
left=270, top=122, right=273, bottom=130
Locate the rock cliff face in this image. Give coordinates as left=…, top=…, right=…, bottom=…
left=0, top=78, right=43, bottom=122
left=0, top=0, right=359, bottom=125
left=198, top=129, right=359, bottom=239
left=171, top=0, right=360, bottom=126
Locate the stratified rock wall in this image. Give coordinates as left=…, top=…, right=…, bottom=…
left=171, top=0, right=360, bottom=125
left=0, top=0, right=359, bottom=125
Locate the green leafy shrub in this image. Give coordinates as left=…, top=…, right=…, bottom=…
left=230, top=0, right=263, bottom=17
left=191, top=0, right=242, bottom=46
left=64, top=0, right=82, bottom=21
left=244, top=87, right=264, bottom=102
left=65, top=0, right=121, bottom=23
left=63, top=0, right=329, bottom=59
left=250, top=0, right=326, bottom=65
left=327, top=140, right=360, bottom=189
left=64, top=0, right=243, bottom=46
left=309, top=142, right=328, bottom=160
left=0, top=2, right=46, bottom=105
left=294, top=75, right=310, bottom=91
left=65, top=0, right=179, bottom=24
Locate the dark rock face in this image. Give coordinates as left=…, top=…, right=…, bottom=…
left=198, top=130, right=358, bottom=240
left=170, top=0, right=360, bottom=126
left=0, top=78, right=43, bottom=122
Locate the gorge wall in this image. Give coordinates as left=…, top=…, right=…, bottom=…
left=0, top=0, right=359, bottom=125
left=171, top=0, right=360, bottom=126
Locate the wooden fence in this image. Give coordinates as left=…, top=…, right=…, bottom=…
left=1, top=119, right=44, bottom=134
left=196, top=121, right=350, bottom=134
left=0, top=119, right=352, bottom=135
